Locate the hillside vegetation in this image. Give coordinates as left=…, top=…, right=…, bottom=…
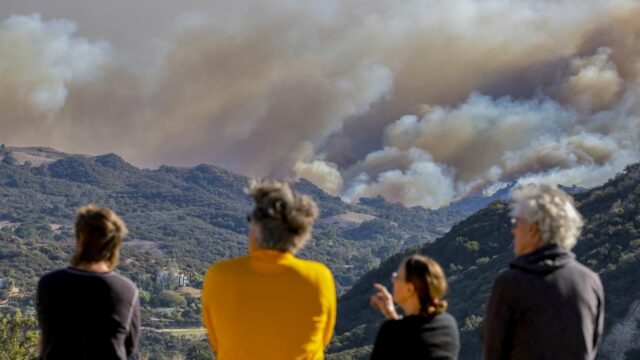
left=0, top=146, right=466, bottom=292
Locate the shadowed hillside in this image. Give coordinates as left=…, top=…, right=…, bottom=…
left=331, top=163, right=640, bottom=360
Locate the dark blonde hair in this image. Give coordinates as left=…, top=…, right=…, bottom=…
left=247, top=179, right=319, bottom=253
left=71, top=205, right=128, bottom=269
left=404, top=254, right=448, bottom=315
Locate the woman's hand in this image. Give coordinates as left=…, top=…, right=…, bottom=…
left=370, top=283, right=400, bottom=320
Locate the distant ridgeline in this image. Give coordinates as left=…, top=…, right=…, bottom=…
left=330, top=163, right=640, bottom=360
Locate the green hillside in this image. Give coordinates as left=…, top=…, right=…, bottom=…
left=331, top=163, right=640, bottom=359
left=0, top=146, right=467, bottom=292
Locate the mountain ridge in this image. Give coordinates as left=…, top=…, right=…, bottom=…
left=0, top=145, right=470, bottom=294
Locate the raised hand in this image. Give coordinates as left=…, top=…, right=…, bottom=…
left=370, top=283, right=400, bottom=320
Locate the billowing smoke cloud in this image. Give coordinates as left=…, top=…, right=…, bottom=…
left=294, top=160, right=344, bottom=196
left=1, top=1, right=640, bottom=208
left=342, top=147, right=456, bottom=208
left=294, top=142, right=344, bottom=196
left=0, top=14, right=111, bottom=135
left=555, top=47, right=623, bottom=112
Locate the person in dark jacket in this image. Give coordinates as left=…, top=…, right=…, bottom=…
left=482, top=183, right=604, bottom=360
left=370, top=254, right=459, bottom=359
left=37, top=205, right=140, bottom=360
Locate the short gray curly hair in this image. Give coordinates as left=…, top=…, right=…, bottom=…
left=247, top=179, right=319, bottom=253
left=509, top=183, right=584, bottom=250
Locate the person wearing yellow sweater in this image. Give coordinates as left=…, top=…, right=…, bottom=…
left=201, top=180, right=337, bottom=360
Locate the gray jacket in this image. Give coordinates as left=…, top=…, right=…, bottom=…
left=481, top=244, right=604, bottom=360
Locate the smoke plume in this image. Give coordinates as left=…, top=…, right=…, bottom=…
left=1, top=0, right=640, bottom=208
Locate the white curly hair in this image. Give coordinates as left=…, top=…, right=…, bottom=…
left=509, top=183, right=584, bottom=250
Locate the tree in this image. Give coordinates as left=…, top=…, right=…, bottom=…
left=157, top=290, right=187, bottom=308
left=1, top=151, right=16, bottom=166
left=186, top=342, right=215, bottom=360
left=0, top=309, right=39, bottom=360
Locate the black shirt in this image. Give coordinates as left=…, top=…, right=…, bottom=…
left=371, top=312, right=460, bottom=360
left=37, top=267, right=141, bottom=360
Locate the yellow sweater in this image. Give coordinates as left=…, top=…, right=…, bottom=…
left=201, top=249, right=337, bottom=360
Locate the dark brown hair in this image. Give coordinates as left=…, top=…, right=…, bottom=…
left=247, top=179, right=319, bottom=253
left=404, top=254, right=448, bottom=315
left=71, top=205, right=128, bottom=269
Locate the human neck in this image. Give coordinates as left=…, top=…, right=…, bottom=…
left=399, top=296, right=422, bottom=316
left=74, top=261, right=111, bottom=273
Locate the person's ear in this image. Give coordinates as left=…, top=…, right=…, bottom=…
left=529, top=223, right=543, bottom=244
left=75, top=234, right=84, bottom=252
left=530, top=223, right=541, bottom=236
left=527, top=223, right=537, bottom=234
left=405, top=282, right=415, bottom=296
left=248, top=223, right=259, bottom=252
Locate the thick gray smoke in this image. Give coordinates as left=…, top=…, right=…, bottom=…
left=1, top=0, right=640, bottom=208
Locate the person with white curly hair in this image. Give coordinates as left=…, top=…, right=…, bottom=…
left=482, top=183, right=604, bottom=360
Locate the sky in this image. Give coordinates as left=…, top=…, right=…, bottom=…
left=1, top=0, right=640, bottom=208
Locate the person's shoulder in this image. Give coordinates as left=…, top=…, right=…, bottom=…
left=38, top=268, right=68, bottom=286
left=293, top=258, right=334, bottom=279
left=488, top=267, right=525, bottom=297
left=568, top=258, right=599, bottom=276
left=432, top=312, right=460, bottom=335
left=110, top=272, right=138, bottom=292
left=567, top=259, right=603, bottom=288
left=494, top=267, right=521, bottom=285
left=292, top=257, right=330, bottom=271
left=381, top=317, right=424, bottom=336
left=206, top=255, right=251, bottom=276
left=379, top=318, right=403, bottom=332
left=405, top=313, right=457, bottom=329
left=40, top=268, right=68, bottom=279
left=434, top=312, right=458, bottom=326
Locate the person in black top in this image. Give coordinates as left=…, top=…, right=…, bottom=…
left=37, top=205, right=140, bottom=360
left=370, top=254, right=459, bottom=359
